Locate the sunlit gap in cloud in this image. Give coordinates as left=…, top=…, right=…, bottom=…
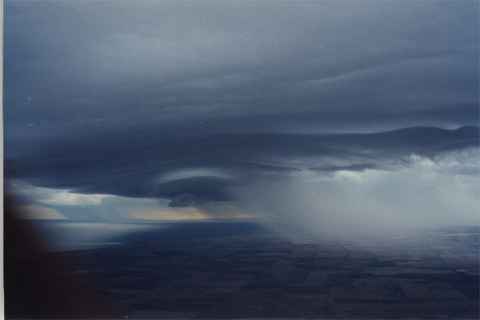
left=129, top=207, right=253, bottom=221
left=9, top=182, right=254, bottom=252
left=10, top=180, right=253, bottom=223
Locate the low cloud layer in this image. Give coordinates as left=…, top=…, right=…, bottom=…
left=7, top=127, right=479, bottom=243
left=7, top=126, right=478, bottom=206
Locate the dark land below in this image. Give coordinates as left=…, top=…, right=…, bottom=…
left=7, top=220, right=479, bottom=319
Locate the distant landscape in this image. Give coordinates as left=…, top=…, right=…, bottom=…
left=19, top=221, right=480, bottom=318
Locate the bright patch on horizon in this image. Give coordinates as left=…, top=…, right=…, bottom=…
left=129, top=207, right=253, bottom=221
left=11, top=181, right=111, bottom=206
left=18, top=205, right=67, bottom=220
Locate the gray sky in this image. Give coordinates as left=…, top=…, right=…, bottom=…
left=6, top=0, right=478, bottom=138
left=5, top=1, right=480, bottom=237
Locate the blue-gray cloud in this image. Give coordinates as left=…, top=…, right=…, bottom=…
left=5, top=0, right=478, bottom=138
left=4, top=1, right=479, bottom=220
left=6, top=126, right=479, bottom=207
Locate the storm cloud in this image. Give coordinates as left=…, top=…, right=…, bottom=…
left=6, top=126, right=478, bottom=207
left=6, top=0, right=478, bottom=138
left=4, top=1, right=479, bottom=239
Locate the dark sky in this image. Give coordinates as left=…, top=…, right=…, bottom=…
left=6, top=0, right=478, bottom=138
left=5, top=1, right=479, bottom=232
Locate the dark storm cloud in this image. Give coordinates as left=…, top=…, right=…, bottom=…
left=6, top=125, right=479, bottom=206
left=5, top=1, right=479, bottom=206
left=5, top=0, right=478, bottom=135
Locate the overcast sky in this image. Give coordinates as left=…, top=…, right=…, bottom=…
left=6, top=0, right=478, bottom=137
left=5, top=1, right=479, bottom=239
